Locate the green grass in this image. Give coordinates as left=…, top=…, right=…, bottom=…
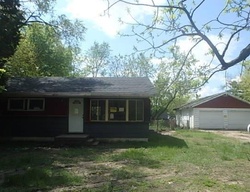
left=1, top=129, right=250, bottom=192
left=3, top=167, right=82, bottom=188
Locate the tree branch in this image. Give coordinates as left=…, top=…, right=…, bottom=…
left=225, top=44, right=250, bottom=70
left=106, top=0, right=250, bottom=71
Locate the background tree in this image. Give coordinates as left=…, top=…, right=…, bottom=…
left=82, top=42, right=111, bottom=77
left=106, top=0, right=250, bottom=79
left=0, top=0, right=24, bottom=68
left=238, top=71, right=250, bottom=102
left=229, top=60, right=250, bottom=101
left=6, top=23, right=74, bottom=77
left=0, top=0, right=24, bottom=92
left=0, top=0, right=86, bottom=91
left=0, top=69, right=6, bottom=92
left=123, top=53, right=156, bottom=78
left=108, top=54, right=127, bottom=77
left=151, top=46, right=206, bottom=121
left=19, top=0, right=86, bottom=51
left=108, top=53, right=156, bottom=78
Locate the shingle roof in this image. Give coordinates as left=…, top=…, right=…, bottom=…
left=2, top=77, right=156, bottom=98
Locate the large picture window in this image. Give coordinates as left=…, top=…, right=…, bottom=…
left=8, top=98, right=45, bottom=111
left=90, top=99, right=144, bottom=122
left=109, top=99, right=126, bottom=121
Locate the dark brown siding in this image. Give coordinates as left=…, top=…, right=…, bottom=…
left=0, top=97, right=151, bottom=138
left=84, top=98, right=91, bottom=122
left=84, top=122, right=149, bottom=138
left=45, top=98, right=68, bottom=116
left=0, top=98, right=68, bottom=137
left=196, top=95, right=250, bottom=108
left=1, top=98, right=68, bottom=116
left=1, top=116, right=68, bottom=137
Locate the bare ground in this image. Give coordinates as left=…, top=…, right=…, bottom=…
left=162, top=130, right=250, bottom=142
left=50, top=130, right=250, bottom=191
left=203, top=130, right=250, bottom=142
left=3, top=130, right=249, bottom=191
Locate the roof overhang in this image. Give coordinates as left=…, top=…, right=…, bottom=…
left=0, top=92, right=154, bottom=98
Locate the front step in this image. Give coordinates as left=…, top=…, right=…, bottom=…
left=55, top=134, right=99, bottom=146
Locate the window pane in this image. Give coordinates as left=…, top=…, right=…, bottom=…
left=129, top=100, right=144, bottom=121
left=91, top=100, right=105, bottom=121
left=9, top=99, right=25, bottom=110
left=129, top=100, right=136, bottom=121
left=28, top=99, right=44, bottom=111
left=137, top=100, right=144, bottom=120
left=109, top=100, right=126, bottom=121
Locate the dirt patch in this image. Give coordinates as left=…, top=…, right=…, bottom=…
left=161, top=129, right=250, bottom=142
left=203, top=130, right=250, bottom=142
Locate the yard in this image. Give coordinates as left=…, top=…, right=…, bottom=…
left=1, top=130, right=250, bottom=192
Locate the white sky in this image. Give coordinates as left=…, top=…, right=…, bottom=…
left=59, top=0, right=248, bottom=97
left=64, top=0, right=166, bottom=37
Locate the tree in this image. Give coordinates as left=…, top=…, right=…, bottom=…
left=108, top=53, right=156, bottom=78
left=0, top=0, right=24, bottom=68
left=238, top=71, right=250, bottom=101
left=1, top=0, right=86, bottom=66
left=108, top=54, right=127, bottom=77
left=0, top=0, right=86, bottom=90
left=20, top=0, right=86, bottom=51
left=0, top=69, right=6, bottom=92
left=6, top=23, right=74, bottom=77
left=123, top=53, right=156, bottom=78
left=82, top=42, right=111, bottom=77
left=106, top=0, right=250, bottom=79
left=0, top=0, right=25, bottom=92
left=229, top=60, right=250, bottom=101
left=151, top=46, right=206, bottom=121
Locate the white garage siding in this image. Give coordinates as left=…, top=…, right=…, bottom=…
left=198, top=110, right=224, bottom=129
left=176, top=108, right=193, bottom=128
left=176, top=93, right=250, bottom=130
left=227, top=110, right=250, bottom=130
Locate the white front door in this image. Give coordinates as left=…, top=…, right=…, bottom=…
left=68, top=98, right=84, bottom=133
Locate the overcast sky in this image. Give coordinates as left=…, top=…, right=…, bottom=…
left=56, top=0, right=247, bottom=97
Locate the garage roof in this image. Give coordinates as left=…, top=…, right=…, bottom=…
left=175, top=92, right=250, bottom=110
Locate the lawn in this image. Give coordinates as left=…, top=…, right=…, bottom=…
left=0, top=129, right=250, bottom=192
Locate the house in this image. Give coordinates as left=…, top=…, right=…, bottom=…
left=175, top=92, right=250, bottom=130
left=0, top=77, right=155, bottom=141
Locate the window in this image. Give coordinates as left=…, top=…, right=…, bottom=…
left=109, top=100, right=126, bottom=121
left=8, top=98, right=45, bottom=111
left=8, top=99, right=25, bottom=111
left=28, top=99, right=45, bottom=111
left=91, top=100, right=106, bottom=121
left=90, top=99, right=144, bottom=122
left=129, top=100, right=144, bottom=121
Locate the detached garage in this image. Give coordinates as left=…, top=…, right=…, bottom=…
left=175, top=92, right=250, bottom=130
